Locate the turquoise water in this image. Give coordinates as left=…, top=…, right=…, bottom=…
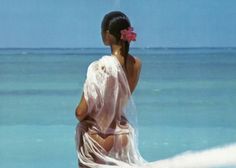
left=0, top=48, right=236, bottom=167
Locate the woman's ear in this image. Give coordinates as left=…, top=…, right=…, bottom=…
left=101, top=30, right=110, bottom=45
left=106, top=30, right=116, bottom=45
left=105, top=30, right=111, bottom=45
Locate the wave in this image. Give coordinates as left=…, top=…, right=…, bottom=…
left=149, top=143, right=236, bottom=168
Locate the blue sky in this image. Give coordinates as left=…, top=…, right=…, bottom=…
left=0, top=0, right=236, bottom=48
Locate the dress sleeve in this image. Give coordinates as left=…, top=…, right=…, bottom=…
left=83, top=61, right=100, bottom=114
left=82, top=56, right=124, bottom=133
left=83, top=58, right=117, bottom=112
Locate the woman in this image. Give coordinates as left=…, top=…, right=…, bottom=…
left=75, top=11, right=146, bottom=167
left=75, top=11, right=236, bottom=168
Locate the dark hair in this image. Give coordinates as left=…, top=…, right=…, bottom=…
left=101, top=11, right=131, bottom=70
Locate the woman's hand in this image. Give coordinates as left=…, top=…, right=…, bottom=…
left=75, top=92, right=88, bottom=121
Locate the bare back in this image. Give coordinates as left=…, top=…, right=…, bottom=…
left=118, top=54, right=142, bottom=94
left=86, top=54, right=142, bottom=155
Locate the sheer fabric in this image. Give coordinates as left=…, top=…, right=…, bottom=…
left=75, top=55, right=146, bottom=167
left=75, top=55, right=236, bottom=168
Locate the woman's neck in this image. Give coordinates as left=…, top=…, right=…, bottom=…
left=110, top=44, right=125, bottom=65
left=111, top=44, right=121, bottom=56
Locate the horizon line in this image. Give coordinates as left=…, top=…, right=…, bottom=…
left=0, top=46, right=236, bottom=50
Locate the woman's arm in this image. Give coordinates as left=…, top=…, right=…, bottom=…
left=75, top=92, right=88, bottom=121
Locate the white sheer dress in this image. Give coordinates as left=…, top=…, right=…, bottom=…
left=75, top=55, right=236, bottom=168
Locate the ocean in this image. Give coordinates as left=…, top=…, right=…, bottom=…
left=0, top=48, right=236, bottom=167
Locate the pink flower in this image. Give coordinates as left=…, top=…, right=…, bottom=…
left=120, top=27, right=137, bottom=43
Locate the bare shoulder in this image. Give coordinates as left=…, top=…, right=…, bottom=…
left=128, top=54, right=142, bottom=66
left=127, top=54, right=142, bottom=73
left=127, top=54, right=142, bottom=93
left=135, top=56, right=142, bottom=70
